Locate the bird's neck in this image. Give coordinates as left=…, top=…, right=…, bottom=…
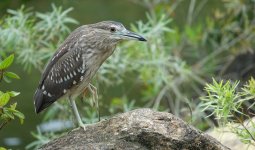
left=97, top=44, right=116, bottom=63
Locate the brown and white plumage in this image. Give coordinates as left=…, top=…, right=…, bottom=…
left=34, top=21, right=146, bottom=128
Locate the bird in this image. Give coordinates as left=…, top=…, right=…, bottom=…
left=34, top=21, right=146, bottom=130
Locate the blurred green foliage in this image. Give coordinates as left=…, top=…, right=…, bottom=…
left=0, top=4, right=78, bottom=72
left=0, top=54, right=24, bottom=131
left=0, top=0, right=255, bottom=149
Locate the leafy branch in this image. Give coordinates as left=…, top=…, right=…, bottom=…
left=200, top=78, right=255, bottom=145
left=0, top=54, right=24, bottom=130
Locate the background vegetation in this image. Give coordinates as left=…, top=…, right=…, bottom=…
left=0, top=0, right=254, bottom=149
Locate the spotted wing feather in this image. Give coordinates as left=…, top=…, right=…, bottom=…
left=34, top=46, right=86, bottom=113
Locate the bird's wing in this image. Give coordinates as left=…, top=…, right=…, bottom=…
left=39, top=46, right=69, bottom=87
left=34, top=44, right=86, bottom=113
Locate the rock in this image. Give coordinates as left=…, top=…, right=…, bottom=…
left=40, top=108, right=229, bottom=150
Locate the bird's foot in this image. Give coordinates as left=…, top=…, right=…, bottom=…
left=79, top=123, right=86, bottom=131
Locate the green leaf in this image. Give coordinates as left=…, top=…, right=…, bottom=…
left=7, top=106, right=25, bottom=124
left=3, top=76, right=11, bottom=83
left=10, top=102, right=17, bottom=109
left=0, top=147, right=7, bottom=150
left=4, top=72, right=20, bottom=79
left=3, top=108, right=14, bottom=119
left=0, top=114, right=9, bottom=120
left=0, top=54, right=14, bottom=70
left=13, top=111, right=25, bottom=124
left=0, top=93, right=10, bottom=107
left=8, top=91, right=20, bottom=97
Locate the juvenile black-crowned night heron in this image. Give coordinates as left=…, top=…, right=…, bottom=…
left=34, top=21, right=146, bottom=129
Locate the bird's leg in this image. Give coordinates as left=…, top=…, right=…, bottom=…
left=88, top=83, right=100, bottom=121
left=68, top=97, right=86, bottom=130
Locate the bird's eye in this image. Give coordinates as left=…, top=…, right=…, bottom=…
left=110, top=27, right=116, bottom=32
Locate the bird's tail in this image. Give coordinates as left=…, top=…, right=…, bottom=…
left=34, top=88, right=44, bottom=114
left=34, top=88, right=56, bottom=113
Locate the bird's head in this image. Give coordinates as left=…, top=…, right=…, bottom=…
left=89, top=21, right=146, bottom=44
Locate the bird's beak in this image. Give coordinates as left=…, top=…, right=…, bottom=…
left=119, top=30, right=147, bottom=41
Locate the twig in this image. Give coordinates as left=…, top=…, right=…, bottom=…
left=187, top=0, right=196, bottom=25
left=168, top=0, right=185, bottom=16
left=197, top=29, right=254, bottom=68
left=0, top=70, right=3, bottom=82
left=219, top=55, right=235, bottom=75
left=153, top=85, right=168, bottom=109
left=193, top=0, right=208, bottom=20
left=0, top=119, right=11, bottom=130
left=235, top=114, right=255, bottom=142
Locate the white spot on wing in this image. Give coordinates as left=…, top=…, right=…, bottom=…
left=80, top=76, right=84, bottom=81
left=63, top=89, right=67, bottom=93
left=48, top=93, right=52, bottom=97
left=43, top=91, right=47, bottom=95
left=73, top=80, right=77, bottom=84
